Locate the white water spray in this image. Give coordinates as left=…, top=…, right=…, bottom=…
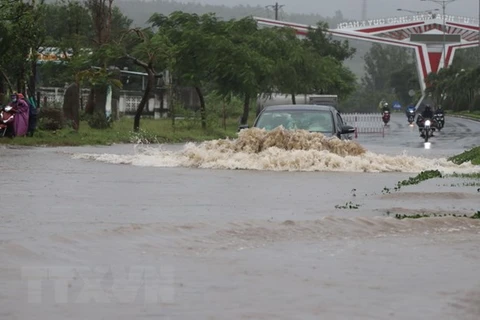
left=72, top=128, right=479, bottom=174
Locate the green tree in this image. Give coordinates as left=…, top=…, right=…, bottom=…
left=305, top=21, right=356, bottom=62
left=120, top=28, right=176, bottom=131
left=425, top=66, right=480, bottom=112
left=211, top=17, right=276, bottom=124
left=149, top=11, right=224, bottom=129
left=0, top=0, right=46, bottom=98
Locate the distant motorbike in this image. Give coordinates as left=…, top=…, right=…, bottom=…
left=406, top=109, right=415, bottom=124
left=433, top=113, right=444, bottom=131
left=0, top=106, right=15, bottom=137
left=418, top=117, right=436, bottom=142
left=382, top=110, right=390, bottom=125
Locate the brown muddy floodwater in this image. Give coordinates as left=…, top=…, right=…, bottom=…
left=1, top=114, right=480, bottom=319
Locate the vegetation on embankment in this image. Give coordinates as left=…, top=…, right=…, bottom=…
left=0, top=117, right=242, bottom=147
left=448, top=146, right=480, bottom=166
left=446, top=110, right=480, bottom=121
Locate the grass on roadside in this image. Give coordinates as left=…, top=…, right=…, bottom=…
left=0, top=117, right=244, bottom=147
left=447, top=110, right=480, bottom=120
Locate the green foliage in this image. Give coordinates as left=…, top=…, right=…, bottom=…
left=382, top=170, right=443, bottom=194
left=38, top=107, right=65, bottom=131
left=0, top=0, right=46, bottom=92
left=0, top=116, right=252, bottom=146
left=305, top=21, right=356, bottom=62
left=425, top=66, right=480, bottom=112
left=2, top=0, right=361, bottom=132
left=143, top=11, right=358, bottom=129
left=448, top=146, right=480, bottom=165
left=86, top=111, right=112, bottom=129
left=396, top=170, right=443, bottom=188
left=335, top=201, right=360, bottom=209
left=43, top=0, right=92, bottom=49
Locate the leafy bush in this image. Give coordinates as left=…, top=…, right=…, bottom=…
left=38, top=107, right=65, bottom=131
left=86, top=111, right=112, bottom=129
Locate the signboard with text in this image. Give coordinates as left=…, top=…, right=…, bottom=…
left=336, top=14, right=479, bottom=30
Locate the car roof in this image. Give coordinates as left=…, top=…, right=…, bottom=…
left=262, top=104, right=336, bottom=112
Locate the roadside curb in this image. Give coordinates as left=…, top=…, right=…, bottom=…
left=448, top=114, right=480, bottom=122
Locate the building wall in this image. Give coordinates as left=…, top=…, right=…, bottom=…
left=38, top=86, right=201, bottom=116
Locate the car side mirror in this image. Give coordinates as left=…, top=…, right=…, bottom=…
left=238, top=124, right=249, bottom=131
left=340, top=125, right=355, bottom=134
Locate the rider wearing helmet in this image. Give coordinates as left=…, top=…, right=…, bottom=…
left=421, top=105, right=434, bottom=119
left=416, top=104, right=434, bottom=135
left=435, top=106, right=444, bottom=115
left=406, top=105, right=416, bottom=117
left=381, top=102, right=390, bottom=113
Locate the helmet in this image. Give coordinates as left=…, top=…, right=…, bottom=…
left=425, top=105, right=431, bottom=110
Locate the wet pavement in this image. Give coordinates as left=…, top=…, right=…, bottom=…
left=0, top=113, right=479, bottom=319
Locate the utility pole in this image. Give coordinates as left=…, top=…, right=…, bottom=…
left=421, top=0, right=457, bottom=69
left=266, top=2, right=284, bottom=20
left=362, top=0, right=367, bottom=20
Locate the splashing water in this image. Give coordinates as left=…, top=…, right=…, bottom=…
left=72, top=128, right=480, bottom=174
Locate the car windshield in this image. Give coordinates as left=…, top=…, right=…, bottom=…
left=255, top=110, right=334, bottom=133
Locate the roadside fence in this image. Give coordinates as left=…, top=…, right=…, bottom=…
left=342, top=113, right=385, bottom=138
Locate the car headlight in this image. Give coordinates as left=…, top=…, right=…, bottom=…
left=424, top=120, right=431, bottom=126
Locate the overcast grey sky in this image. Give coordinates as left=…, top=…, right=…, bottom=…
left=192, top=0, right=479, bottom=20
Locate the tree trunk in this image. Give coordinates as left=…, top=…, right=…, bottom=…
left=125, top=54, right=157, bottom=132
left=0, top=68, right=13, bottom=93
left=28, top=59, right=37, bottom=104
left=133, top=68, right=154, bottom=132
left=16, top=77, right=22, bottom=94
left=241, top=93, right=250, bottom=125
left=93, top=84, right=107, bottom=115
left=194, top=86, right=206, bottom=130
left=291, top=93, right=296, bottom=104
left=85, top=89, right=95, bottom=114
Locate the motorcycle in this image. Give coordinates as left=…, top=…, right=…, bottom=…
left=0, top=106, right=15, bottom=137
left=433, top=113, right=444, bottom=131
left=406, top=109, right=415, bottom=124
left=419, top=118, right=436, bottom=142
left=382, top=110, right=390, bottom=125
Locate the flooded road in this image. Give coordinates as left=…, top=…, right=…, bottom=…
left=1, top=114, right=480, bottom=319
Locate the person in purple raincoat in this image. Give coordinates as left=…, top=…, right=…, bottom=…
left=8, top=92, right=30, bottom=137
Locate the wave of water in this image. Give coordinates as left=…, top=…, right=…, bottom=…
left=72, top=128, right=480, bottom=174
left=39, top=217, right=480, bottom=255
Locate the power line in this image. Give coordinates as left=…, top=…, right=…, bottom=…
left=266, top=2, right=284, bottom=20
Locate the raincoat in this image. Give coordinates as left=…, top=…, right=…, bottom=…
left=10, top=94, right=30, bottom=137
